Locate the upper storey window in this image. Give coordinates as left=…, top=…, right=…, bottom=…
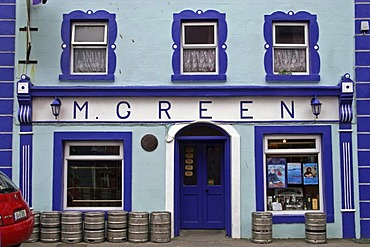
left=264, top=11, right=320, bottom=82
left=182, top=22, right=218, bottom=74
left=71, top=22, right=108, bottom=74
left=273, top=23, right=308, bottom=74
left=172, top=10, right=227, bottom=82
left=59, top=10, right=117, bottom=81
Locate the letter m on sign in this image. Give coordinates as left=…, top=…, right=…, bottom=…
left=280, top=101, right=294, bottom=119
left=74, top=101, right=88, bottom=119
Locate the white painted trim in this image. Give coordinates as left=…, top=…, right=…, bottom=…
left=165, top=121, right=241, bottom=238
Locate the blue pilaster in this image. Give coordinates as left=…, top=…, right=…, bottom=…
left=339, top=74, right=356, bottom=238
left=17, top=75, right=33, bottom=206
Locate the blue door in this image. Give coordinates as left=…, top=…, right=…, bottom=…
left=180, top=141, right=225, bottom=229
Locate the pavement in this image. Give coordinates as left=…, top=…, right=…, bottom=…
left=20, top=230, right=368, bottom=247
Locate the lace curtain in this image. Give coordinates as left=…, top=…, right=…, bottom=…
left=183, top=49, right=216, bottom=72
left=274, top=49, right=306, bottom=73
left=73, top=48, right=106, bottom=73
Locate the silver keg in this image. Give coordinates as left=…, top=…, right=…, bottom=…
left=128, top=212, right=149, bottom=243
left=150, top=211, right=171, bottom=243
left=251, top=212, right=272, bottom=244
left=40, top=211, right=61, bottom=243
left=61, top=211, right=83, bottom=243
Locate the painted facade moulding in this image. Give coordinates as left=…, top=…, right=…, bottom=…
left=17, top=74, right=354, bottom=124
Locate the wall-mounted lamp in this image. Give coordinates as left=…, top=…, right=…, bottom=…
left=310, top=96, right=322, bottom=119
left=50, top=98, right=61, bottom=119
left=361, top=21, right=369, bottom=34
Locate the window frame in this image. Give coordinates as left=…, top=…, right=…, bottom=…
left=272, top=22, right=309, bottom=75
left=59, top=10, right=117, bottom=81
left=264, top=135, right=323, bottom=215
left=255, top=126, right=334, bottom=224
left=264, top=11, right=320, bottom=82
left=53, top=132, right=132, bottom=212
left=71, top=22, right=108, bottom=75
left=171, top=9, right=227, bottom=82
left=63, top=141, right=123, bottom=211
left=181, top=22, right=219, bottom=75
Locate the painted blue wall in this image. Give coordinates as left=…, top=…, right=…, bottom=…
left=0, top=0, right=15, bottom=178
left=355, top=0, right=370, bottom=239
left=12, top=0, right=356, bottom=240
left=15, top=0, right=353, bottom=86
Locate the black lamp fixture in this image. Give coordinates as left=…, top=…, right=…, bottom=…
left=50, top=98, right=62, bottom=119
left=310, top=96, right=322, bottom=118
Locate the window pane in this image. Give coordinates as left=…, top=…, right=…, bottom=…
left=183, top=49, right=216, bottom=72
left=185, top=25, right=215, bottom=44
left=0, top=173, right=18, bottom=193
left=74, top=25, right=106, bottom=43
left=275, top=25, right=305, bottom=44
left=70, top=146, right=120, bottom=156
left=268, top=139, right=316, bottom=149
left=207, top=145, right=222, bottom=185
left=73, top=48, right=107, bottom=73
left=274, top=48, right=306, bottom=73
left=67, top=160, right=122, bottom=207
left=266, top=154, right=320, bottom=211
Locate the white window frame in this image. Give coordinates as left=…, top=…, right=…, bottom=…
left=263, top=135, right=323, bottom=215
left=272, top=22, right=309, bottom=75
left=63, top=141, right=124, bottom=211
left=71, top=22, right=108, bottom=75
left=180, top=22, right=219, bottom=75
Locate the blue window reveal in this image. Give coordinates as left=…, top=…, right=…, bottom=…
left=52, top=132, right=132, bottom=211
left=171, top=9, right=228, bottom=82
left=255, top=126, right=334, bottom=224
left=59, top=10, right=117, bottom=81
left=264, top=11, right=320, bottom=82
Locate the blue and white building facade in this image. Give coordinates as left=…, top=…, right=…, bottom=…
left=9, top=0, right=362, bottom=239
left=355, top=0, right=370, bottom=239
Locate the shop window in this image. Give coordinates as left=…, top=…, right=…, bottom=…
left=171, top=9, right=227, bottom=81
left=64, top=141, right=123, bottom=209
left=53, top=132, right=132, bottom=211
left=264, top=11, right=320, bottom=82
left=255, top=126, right=334, bottom=224
left=59, top=10, right=117, bottom=81
left=265, top=136, right=321, bottom=212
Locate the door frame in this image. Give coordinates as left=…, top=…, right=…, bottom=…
left=174, top=124, right=231, bottom=236
left=165, top=122, right=240, bottom=238
left=178, top=138, right=228, bottom=230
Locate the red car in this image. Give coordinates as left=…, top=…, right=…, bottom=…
left=0, top=171, right=34, bottom=247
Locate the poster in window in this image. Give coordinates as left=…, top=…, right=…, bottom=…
left=303, top=163, right=318, bottom=185
left=287, top=163, right=302, bottom=184
left=267, top=158, right=286, bottom=188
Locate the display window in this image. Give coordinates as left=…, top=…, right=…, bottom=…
left=264, top=135, right=322, bottom=213
left=63, top=141, right=123, bottom=210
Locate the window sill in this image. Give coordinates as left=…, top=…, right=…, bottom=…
left=59, top=74, right=114, bottom=81
left=272, top=213, right=334, bottom=224
left=266, top=74, right=320, bottom=82
left=172, top=74, right=226, bottom=82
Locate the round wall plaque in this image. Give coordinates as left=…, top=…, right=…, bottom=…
left=141, top=134, right=158, bottom=152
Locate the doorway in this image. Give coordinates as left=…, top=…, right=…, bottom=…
left=175, top=124, right=230, bottom=235
left=180, top=141, right=225, bottom=229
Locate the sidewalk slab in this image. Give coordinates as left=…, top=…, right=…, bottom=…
left=21, top=230, right=361, bottom=247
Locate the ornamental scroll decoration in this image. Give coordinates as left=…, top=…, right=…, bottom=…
left=17, top=74, right=33, bottom=124
left=339, top=73, right=354, bottom=123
